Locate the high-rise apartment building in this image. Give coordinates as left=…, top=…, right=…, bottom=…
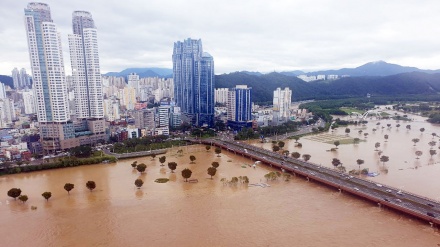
left=25, top=2, right=76, bottom=152
left=12, top=68, right=30, bottom=89
left=68, top=11, right=103, bottom=119
left=12, top=68, right=20, bottom=89
left=227, top=85, right=252, bottom=122
left=215, top=88, right=229, bottom=105
left=0, top=82, right=6, bottom=99
left=172, top=38, right=214, bottom=127
left=22, top=90, right=36, bottom=114
left=127, top=73, right=140, bottom=98
left=273, top=87, right=292, bottom=122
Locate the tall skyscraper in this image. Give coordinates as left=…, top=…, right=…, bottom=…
left=273, top=87, right=292, bottom=121
left=68, top=10, right=103, bottom=119
left=172, top=38, right=214, bottom=127
left=25, top=3, right=75, bottom=152
left=22, top=90, right=36, bottom=114
left=20, top=68, right=31, bottom=88
left=11, top=68, right=20, bottom=89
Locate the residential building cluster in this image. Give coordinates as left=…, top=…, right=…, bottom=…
left=297, top=74, right=347, bottom=82
left=0, top=2, right=307, bottom=161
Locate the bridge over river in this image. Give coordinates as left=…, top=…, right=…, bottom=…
left=192, top=138, right=440, bottom=226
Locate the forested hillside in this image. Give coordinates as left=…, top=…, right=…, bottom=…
left=215, top=72, right=440, bottom=103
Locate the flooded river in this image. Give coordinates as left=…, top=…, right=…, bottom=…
left=0, top=142, right=440, bottom=247
left=1, top=111, right=440, bottom=246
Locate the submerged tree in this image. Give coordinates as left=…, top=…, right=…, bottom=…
left=136, top=163, right=147, bottom=173
left=291, top=152, right=301, bottom=159
left=41, top=192, right=52, bottom=202
left=207, top=167, right=217, bottom=179
left=375, top=142, right=381, bottom=151
left=353, top=138, right=360, bottom=145
left=356, top=159, right=364, bottom=174
left=215, top=147, right=222, bottom=157
left=415, top=151, right=423, bottom=159
left=334, top=141, right=340, bottom=149
left=7, top=188, right=22, bottom=200
left=412, top=138, right=420, bottom=146
left=429, top=141, right=436, bottom=149
left=159, top=156, right=166, bottom=166
left=189, top=155, right=196, bottom=164
left=86, top=181, right=96, bottom=192
left=64, top=183, right=74, bottom=195
left=302, top=154, right=311, bottom=162
left=18, top=195, right=28, bottom=204
left=211, top=161, right=220, bottom=169
left=384, top=134, right=389, bottom=142
left=131, top=161, right=138, bottom=169
left=182, top=168, right=192, bottom=182
left=205, top=146, right=211, bottom=152
left=380, top=155, right=389, bottom=166
left=278, top=141, right=285, bottom=149
left=168, top=162, right=177, bottom=173
left=430, top=149, right=437, bottom=157
left=134, top=179, right=144, bottom=189
left=332, top=158, right=341, bottom=169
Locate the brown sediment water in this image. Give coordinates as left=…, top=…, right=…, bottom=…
left=0, top=141, right=439, bottom=246
left=252, top=109, right=440, bottom=199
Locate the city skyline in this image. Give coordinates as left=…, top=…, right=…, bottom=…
left=1, top=1, right=440, bottom=75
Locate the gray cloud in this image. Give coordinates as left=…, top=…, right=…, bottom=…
left=1, top=0, right=440, bottom=75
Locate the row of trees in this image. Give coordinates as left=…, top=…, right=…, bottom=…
left=6, top=181, right=96, bottom=204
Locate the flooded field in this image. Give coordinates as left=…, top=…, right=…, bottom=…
left=252, top=108, right=440, bottom=199
left=1, top=138, right=439, bottom=246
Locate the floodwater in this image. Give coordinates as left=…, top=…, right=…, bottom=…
left=1, top=114, right=440, bottom=246
left=253, top=107, right=440, bottom=199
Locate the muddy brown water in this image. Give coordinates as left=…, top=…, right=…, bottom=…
left=1, top=111, right=440, bottom=246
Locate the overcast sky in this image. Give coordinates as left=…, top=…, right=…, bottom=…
left=1, top=0, right=440, bottom=75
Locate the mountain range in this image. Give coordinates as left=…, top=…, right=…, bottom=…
left=101, top=61, right=440, bottom=79
left=299, top=61, right=440, bottom=77
left=2, top=61, right=440, bottom=102
left=215, top=71, right=440, bottom=102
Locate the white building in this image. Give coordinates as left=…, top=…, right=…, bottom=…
left=0, top=98, right=15, bottom=128
left=0, top=82, right=6, bottom=99
left=273, top=87, right=292, bottom=121
left=103, top=97, right=120, bottom=121
left=68, top=11, right=103, bottom=119
left=158, top=105, right=171, bottom=127
left=128, top=73, right=140, bottom=98
left=22, top=90, right=36, bottom=114
left=25, top=3, right=89, bottom=152
left=215, top=88, right=229, bottom=104
left=25, top=3, right=70, bottom=123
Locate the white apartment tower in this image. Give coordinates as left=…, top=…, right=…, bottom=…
left=68, top=11, right=103, bottom=119
left=273, top=87, right=292, bottom=119
left=22, top=90, right=36, bottom=114
left=25, top=3, right=77, bottom=152
left=25, top=3, right=70, bottom=123
left=215, top=88, right=228, bottom=104
left=128, top=73, right=140, bottom=98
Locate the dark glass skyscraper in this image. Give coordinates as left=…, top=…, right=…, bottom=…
left=172, top=38, right=214, bottom=127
